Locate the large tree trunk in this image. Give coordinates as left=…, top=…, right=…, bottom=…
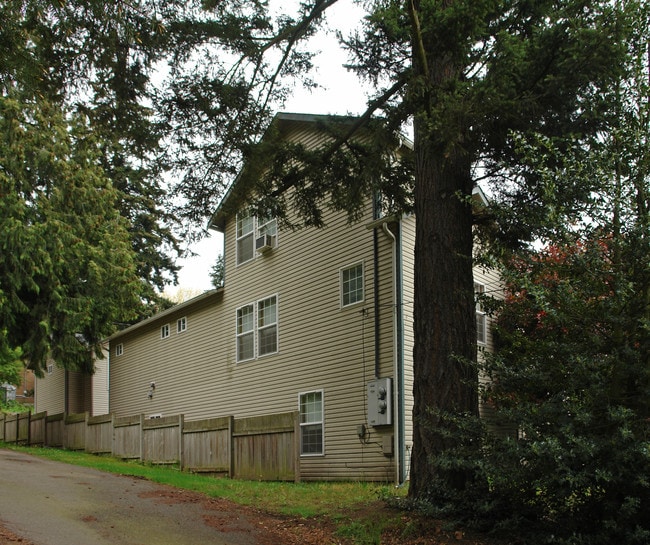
left=408, top=1, right=479, bottom=499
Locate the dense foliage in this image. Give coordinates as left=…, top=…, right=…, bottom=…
left=468, top=5, right=650, bottom=539
left=0, top=95, right=144, bottom=373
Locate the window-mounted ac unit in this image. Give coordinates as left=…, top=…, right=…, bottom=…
left=255, top=234, right=274, bottom=253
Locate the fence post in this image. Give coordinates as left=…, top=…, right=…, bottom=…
left=293, top=411, right=301, bottom=483
left=178, top=414, right=184, bottom=471
left=228, top=415, right=234, bottom=478
left=111, top=413, right=115, bottom=457
left=139, top=414, right=145, bottom=462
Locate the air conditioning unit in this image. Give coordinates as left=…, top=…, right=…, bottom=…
left=255, top=234, right=274, bottom=253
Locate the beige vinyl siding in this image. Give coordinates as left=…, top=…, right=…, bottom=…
left=34, top=360, right=65, bottom=415
left=34, top=363, right=92, bottom=415
left=473, top=265, right=507, bottom=435
left=92, top=352, right=109, bottom=416
left=66, top=371, right=91, bottom=414
left=221, top=199, right=397, bottom=481
left=400, top=215, right=416, bottom=462
left=109, top=197, right=398, bottom=480
left=473, top=265, right=502, bottom=355
left=109, top=291, right=224, bottom=419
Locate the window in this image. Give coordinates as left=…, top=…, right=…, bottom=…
left=236, top=211, right=255, bottom=265
left=236, top=304, right=255, bottom=361
left=299, top=391, right=324, bottom=455
left=236, top=211, right=277, bottom=265
left=161, top=324, right=170, bottom=339
left=236, top=295, right=278, bottom=362
left=115, top=343, right=124, bottom=356
left=47, top=363, right=53, bottom=375
left=257, top=216, right=277, bottom=237
left=177, top=317, right=187, bottom=333
left=257, top=296, right=278, bottom=356
left=475, top=282, right=487, bottom=345
left=341, top=263, right=364, bottom=307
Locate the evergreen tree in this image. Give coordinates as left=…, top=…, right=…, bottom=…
left=0, top=94, right=144, bottom=374
left=0, top=0, right=183, bottom=296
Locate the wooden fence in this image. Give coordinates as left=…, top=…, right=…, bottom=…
left=0, top=410, right=300, bottom=482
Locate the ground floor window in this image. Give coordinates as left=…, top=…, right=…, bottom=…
left=299, top=390, right=324, bottom=455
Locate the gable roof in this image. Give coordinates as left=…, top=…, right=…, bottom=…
left=206, top=111, right=486, bottom=233
left=206, top=112, right=389, bottom=233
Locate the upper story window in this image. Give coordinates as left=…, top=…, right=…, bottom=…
left=161, top=324, right=170, bottom=339
left=47, top=363, right=54, bottom=374
left=177, top=317, right=187, bottom=333
left=299, top=390, right=324, bottom=456
left=341, top=262, right=364, bottom=307
left=115, top=343, right=124, bottom=356
left=257, top=296, right=278, bottom=356
left=236, top=211, right=277, bottom=265
left=236, top=295, right=278, bottom=362
left=475, top=282, right=487, bottom=345
left=236, top=303, right=255, bottom=362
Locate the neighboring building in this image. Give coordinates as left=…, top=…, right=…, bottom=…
left=107, top=113, right=501, bottom=483
left=34, top=351, right=109, bottom=416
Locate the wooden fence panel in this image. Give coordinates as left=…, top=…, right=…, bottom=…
left=4, top=414, right=17, bottom=443
left=142, top=415, right=182, bottom=465
left=2, top=410, right=299, bottom=482
left=17, top=413, right=30, bottom=443
left=29, top=412, right=47, bottom=446
left=113, top=415, right=142, bottom=459
left=182, top=417, right=232, bottom=475
left=45, top=413, right=64, bottom=447
left=232, top=412, right=298, bottom=482
left=64, top=413, right=87, bottom=450
left=86, top=414, right=113, bottom=454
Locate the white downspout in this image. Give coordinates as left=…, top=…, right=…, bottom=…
left=382, top=222, right=400, bottom=485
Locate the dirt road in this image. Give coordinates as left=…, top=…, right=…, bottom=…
left=0, top=449, right=313, bottom=545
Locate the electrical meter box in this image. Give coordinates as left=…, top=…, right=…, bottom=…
left=367, top=377, right=392, bottom=427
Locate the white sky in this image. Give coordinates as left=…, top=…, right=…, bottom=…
left=168, top=1, right=368, bottom=298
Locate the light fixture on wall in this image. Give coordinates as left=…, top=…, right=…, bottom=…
left=148, top=382, right=156, bottom=399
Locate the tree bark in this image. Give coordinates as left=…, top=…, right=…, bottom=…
left=408, top=0, right=479, bottom=499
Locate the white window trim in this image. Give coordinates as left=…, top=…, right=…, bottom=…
left=340, top=261, right=365, bottom=308
left=236, top=211, right=255, bottom=266
left=475, top=282, right=487, bottom=346
left=257, top=295, right=279, bottom=358
left=236, top=303, right=255, bottom=363
left=177, top=316, right=187, bottom=333
left=235, top=294, right=279, bottom=363
left=115, top=343, right=124, bottom=356
left=161, top=323, right=170, bottom=339
left=236, top=211, right=278, bottom=266
left=298, top=389, right=325, bottom=457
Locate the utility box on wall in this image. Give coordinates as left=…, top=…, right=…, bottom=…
left=367, top=377, right=392, bottom=426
